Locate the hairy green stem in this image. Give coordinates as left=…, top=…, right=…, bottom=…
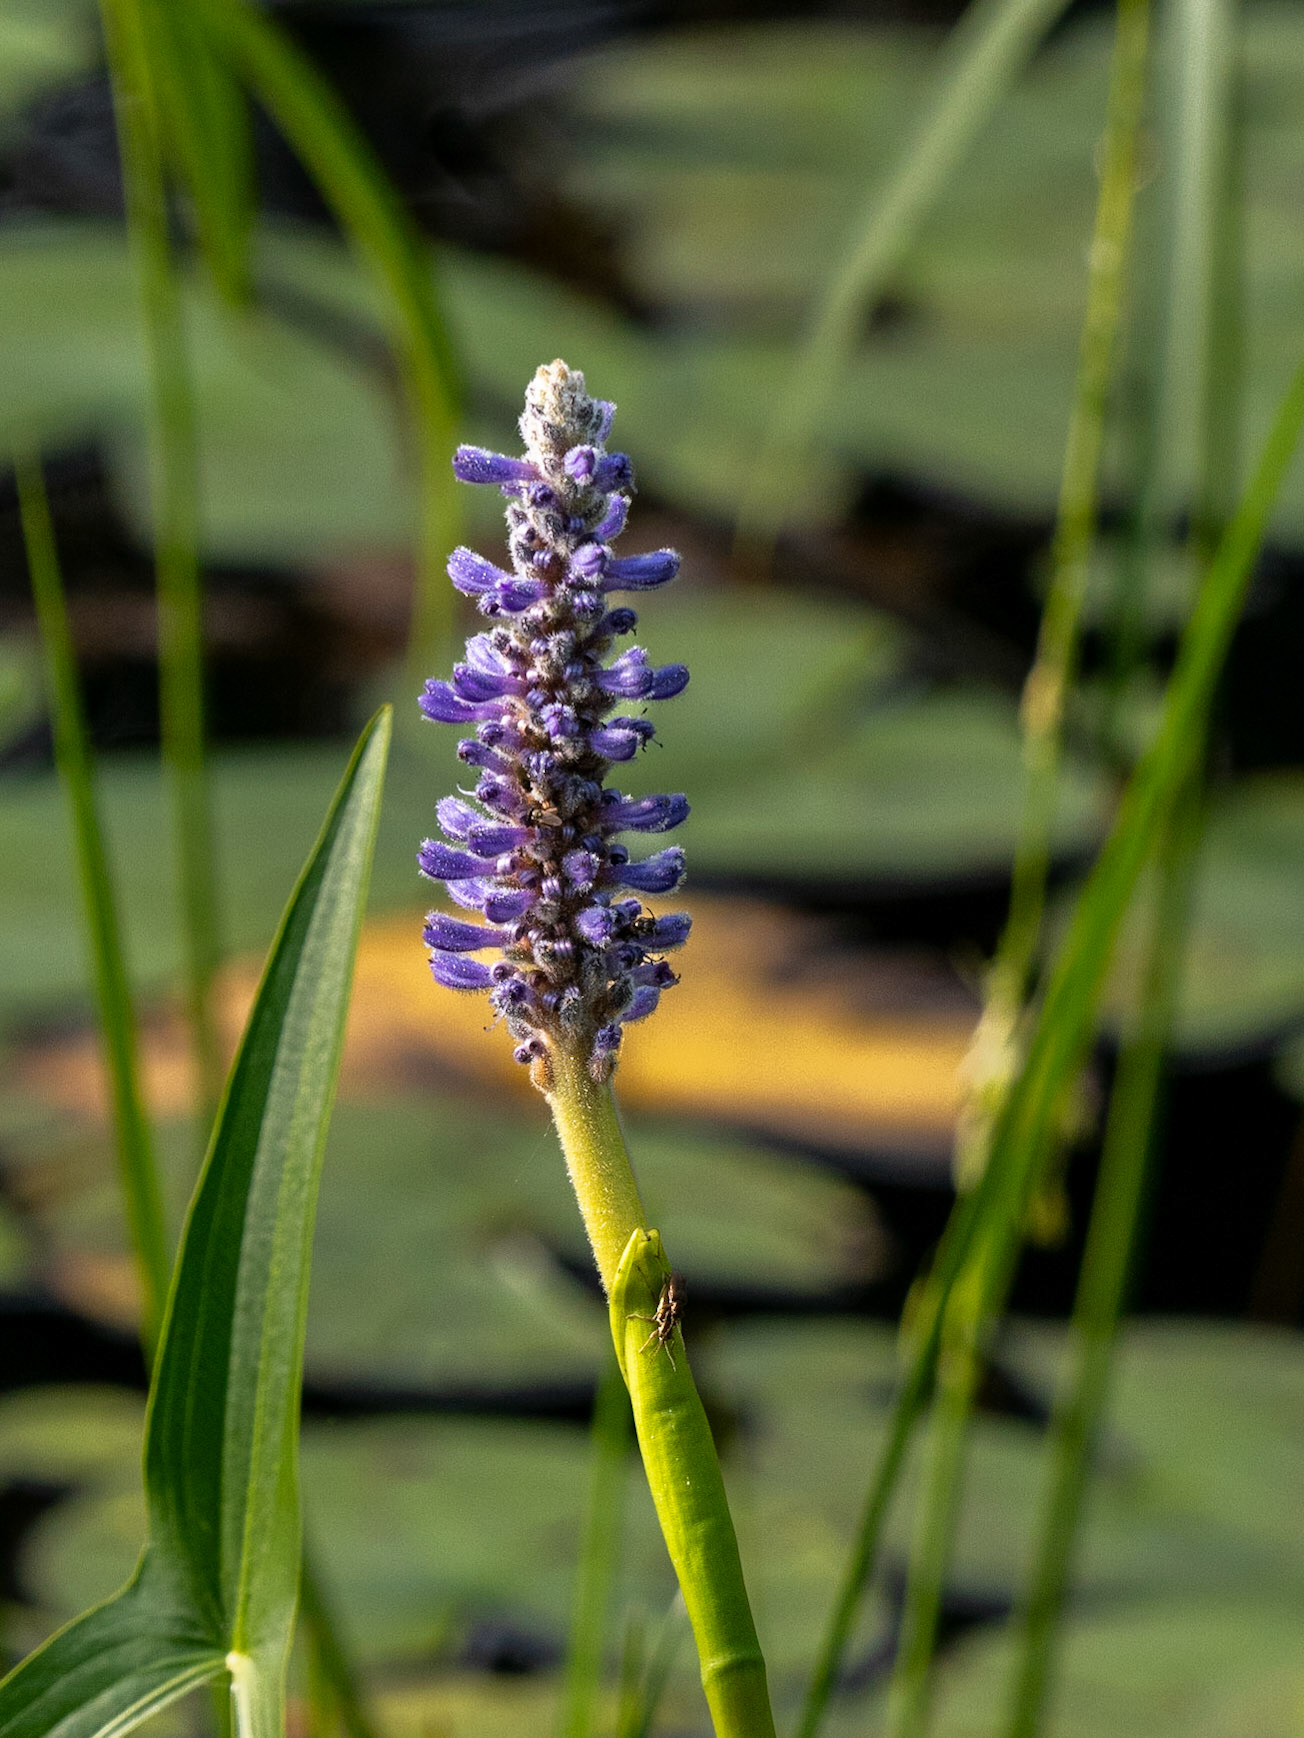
left=546, top=1051, right=775, bottom=1738
left=101, top=0, right=224, bottom=1121
left=558, top=1353, right=633, bottom=1738
left=1005, top=775, right=1202, bottom=1737
left=18, top=450, right=171, bottom=1352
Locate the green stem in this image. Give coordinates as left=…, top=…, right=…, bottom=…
left=18, top=450, right=171, bottom=1352
left=558, top=1352, right=633, bottom=1738
left=200, top=0, right=461, bottom=697
left=998, top=0, right=1151, bottom=1001
left=794, top=8, right=1150, bottom=1730
left=546, top=1049, right=775, bottom=1738
left=299, top=1545, right=381, bottom=1738
left=1004, top=774, right=1203, bottom=1736
left=793, top=1323, right=940, bottom=1738
left=883, top=1269, right=987, bottom=1738
left=100, top=0, right=224, bottom=1121
left=547, top=1045, right=647, bottom=1294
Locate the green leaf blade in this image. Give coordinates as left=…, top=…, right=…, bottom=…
left=144, top=708, right=392, bottom=1655
left=0, top=1573, right=222, bottom=1738
left=0, top=709, right=392, bottom=1738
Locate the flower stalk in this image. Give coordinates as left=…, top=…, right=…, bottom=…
left=419, top=362, right=774, bottom=1738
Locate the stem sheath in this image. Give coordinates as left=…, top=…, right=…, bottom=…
left=547, top=1048, right=775, bottom=1738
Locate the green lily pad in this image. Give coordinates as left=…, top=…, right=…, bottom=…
left=924, top=1601, right=1304, bottom=1738
left=701, top=1318, right=1304, bottom=1687
left=0, top=0, right=98, bottom=143
left=10, top=1094, right=884, bottom=1386
left=0, top=223, right=414, bottom=563
left=1094, top=776, right=1304, bottom=1052
left=677, top=688, right=1105, bottom=885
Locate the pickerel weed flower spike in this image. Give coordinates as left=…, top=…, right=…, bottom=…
left=418, top=360, right=691, bottom=1084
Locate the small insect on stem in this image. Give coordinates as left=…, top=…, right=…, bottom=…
left=631, top=1271, right=686, bottom=1371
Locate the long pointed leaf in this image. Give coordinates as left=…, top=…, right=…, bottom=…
left=0, top=709, right=392, bottom=1738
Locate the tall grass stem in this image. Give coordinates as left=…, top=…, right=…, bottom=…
left=101, top=0, right=224, bottom=1121
left=1004, top=772, right=1203, bottom=1737
left=558, top=1354, right=634, bottom=1738
left=201, top=0, right=462, bottom=698
left=17, top=449, right=171, bottom=1351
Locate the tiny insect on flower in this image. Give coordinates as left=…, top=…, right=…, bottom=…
left=417, top=361, right=691, bottom=1084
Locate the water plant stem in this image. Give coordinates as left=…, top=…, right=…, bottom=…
left=558, top=1353, right=633, bottom=1738
left=18, top=450, right=171, bottom=1352
left=101, top=0, right=224, bottom=1120
left=1004, top=772, right=1203, bottom=1737
left=201, top=0, right=462, bottom=697
left=547, top=1047, right=776, bottom=1738
left=794, top=7, right=1151, bottom=1729
left=999, top=0, right=1151, bottom=998
left=883, top=1265, right=988, bottom=1738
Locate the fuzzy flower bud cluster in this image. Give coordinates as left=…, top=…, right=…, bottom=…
left=418, top=361, right=691, bottom=1083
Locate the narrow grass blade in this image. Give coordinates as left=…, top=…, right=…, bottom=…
left=0, top=710, right=391, bottom=1738
left=197, top=0, right=461, bottom=687
left=558, top=1353, right=633, bottom=1738
left=299, top=1547, right=380, bottom=1738
left=736, top=0, right=1072, bottom=558
left=141, top=0, right=254, bottom=303
left=616, top=1594, right=689, bottom=1738
left=795, top=3, right=1150, bottom=1725
left=1005, top=774, right=1203, bottom=1737
left=17, top=450, right=171, bottom=1349
left=100, top=0, right=224, bottom=1118
left=795, top=336, right=1304, bottom=1737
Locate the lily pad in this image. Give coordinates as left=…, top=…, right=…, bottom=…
left=1093, top=776, right=1304, bottom=1053
left=8, top=1094, right=884, bottom=1386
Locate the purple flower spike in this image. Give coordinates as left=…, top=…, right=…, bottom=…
left=648, top=663, right=690, bottom=699
left=417, top=361, right=690, bottom=1081
left=603, top=793, right=689, bottom=833
left=419, top=680, right=498, bottom=725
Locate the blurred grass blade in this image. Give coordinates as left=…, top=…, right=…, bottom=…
left=1005, top=774, right=1204, bottom=1737
left=100, top=0, right=225, bottom=1118
left=299, top=1548, right=380, bottom=1738
left=559, top=1354, right=633, bottom=1738
left=616, top=1594, right=689, bottom=1738
left=197, top=0, right=461, bottom=685
left=142, top=0, right=254, bottom=303
left=795, top=338, right=1304, bottom=1738
left=0, top=709, right=391, bottom=1738
left=796, top=2, right=1150, bottom=1725
left=17, top=449, right=170, bottom=1353
left=736, top=0, right=1072, bottom=558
